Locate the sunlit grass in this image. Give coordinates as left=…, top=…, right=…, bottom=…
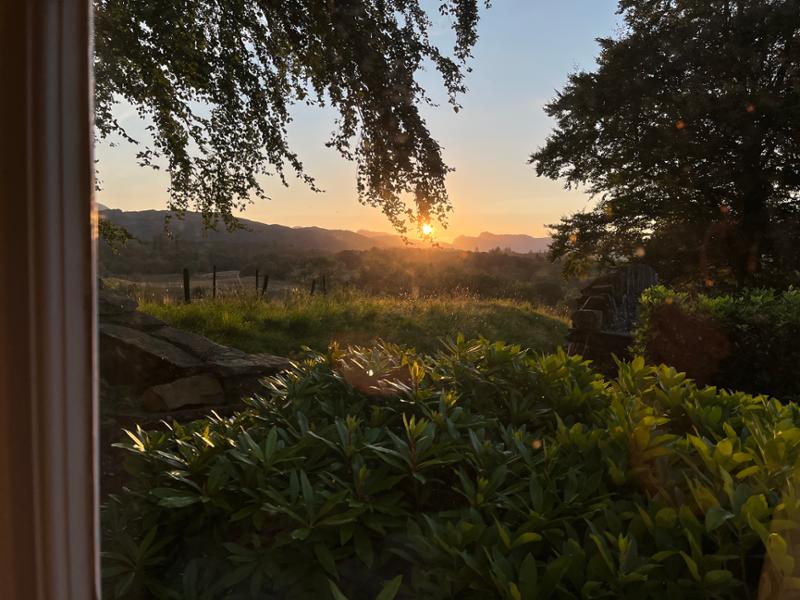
left=140, top=291, right=569, bottom=357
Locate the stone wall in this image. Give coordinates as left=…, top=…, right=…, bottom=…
left=567, top=265, right=658, bottom=373
left=100, top=288, right=290, bottom=412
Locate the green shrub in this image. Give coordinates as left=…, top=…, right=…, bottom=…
left=633, top=286, right=800, bottom=401
left=104, top=339, right=800, bottom=599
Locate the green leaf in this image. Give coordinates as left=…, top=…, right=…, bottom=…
left=354, top=528, right=374, bottom=568
left=736, top=465, right=761, bottom=480
left=519, top=553, right=538, bottom=600
left=655, top=507, right=677, bottom=529
left=375, top=575, right=402, bottom=600
left=329, top=579, right=350, bottom=600
left=704, top=570, right=733, bottom=585
left=495, top=518, right=512, bottom=549
left=157, top=496, right=200, bottom=508
left=512, top=532, right=543, bottom=548
left=315, top=543, right=339, bottom=579
left=705, top=506, right=734, bottom=532
left=680, top=552, right=701, bottom=581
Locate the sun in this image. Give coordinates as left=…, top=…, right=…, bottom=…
left=421, top=223, right=433, bottom=236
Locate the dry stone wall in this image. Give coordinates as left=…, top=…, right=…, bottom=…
left=99, top=288, right=290, bottom=413
left=567, top=265, right=658, bottom=373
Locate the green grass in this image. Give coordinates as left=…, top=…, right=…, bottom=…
left=140, top=292, right=569, bottom=357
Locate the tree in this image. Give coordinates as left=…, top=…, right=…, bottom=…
left=531, top=0, right=800, bottom=287
left=94, top=1, right=488, bottom=234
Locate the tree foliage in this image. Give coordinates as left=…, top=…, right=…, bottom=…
left=94, top=0, right=489, bottom=233
left=98, top=217, right=135, bottom=253
left=531, top=0, right=800, bottom=287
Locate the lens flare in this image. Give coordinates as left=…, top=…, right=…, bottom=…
left=422, top=223, right=433, bottom=236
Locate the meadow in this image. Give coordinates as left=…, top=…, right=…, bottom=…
left=139, top=291, right=570, bottom=357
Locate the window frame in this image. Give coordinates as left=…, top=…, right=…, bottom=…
left=0, top=0, right=98, bottom=598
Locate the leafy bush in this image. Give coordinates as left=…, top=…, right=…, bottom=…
left=633, top=286, right=800, bottom=400
left=104, top=339, right=800, bottom=599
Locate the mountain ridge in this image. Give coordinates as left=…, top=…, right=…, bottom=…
left=451, top=231, right=552, bottom=253
left=100, top=208, right=551, bottom=254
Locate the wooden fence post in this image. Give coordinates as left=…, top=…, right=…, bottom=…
left=310, top=279, right=316, bottom=296
left=261, top=275, right=269, bottom=299
left=183, top=268, right=191, bottom=304
left=212, top=265, right=217, bottom=300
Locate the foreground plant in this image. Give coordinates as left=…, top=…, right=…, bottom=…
left=104, top=339, right=800, bottom=599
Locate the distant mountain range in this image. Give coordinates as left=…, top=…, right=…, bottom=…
left=99, top=208, right=551, bottom=254
left=452, top=232, right=552, bottom=253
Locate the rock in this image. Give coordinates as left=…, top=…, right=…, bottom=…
left=581, top=294, right=615, bottom=321
left=251, top=353, right=293, bottom=371
left=100, top=324, right=204, bottom=388
left=208, top=349, right=292, bottom=378
left=567, top=265, right=659, bottom=375
left=141, top=375, right=226, bottom=412
left=98, top=289, right=138, bottom=316
left=572, top=309, right=604, bottom=332
left=99, top=288, right=165, bottom=329
left=150, top=326, right=227, bottom=359
left=99, top=284, right=291, bottom=412
left=105, top=309, right=166, bottom=330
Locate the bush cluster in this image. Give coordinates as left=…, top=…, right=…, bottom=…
left=633, top=286, right=800, bottom=401
left=104, top=339, right=800, bottom=599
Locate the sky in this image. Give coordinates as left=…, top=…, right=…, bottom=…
left=96, top=0, right=622, bottom=241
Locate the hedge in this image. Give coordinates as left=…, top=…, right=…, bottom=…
left=633, top=286, right=800, bottom=401
left=104, top=339, right=800, bottom=599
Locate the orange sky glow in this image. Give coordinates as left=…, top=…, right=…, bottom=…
left=96, top=2, right=620, bottom=242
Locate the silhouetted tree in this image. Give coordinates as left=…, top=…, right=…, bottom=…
left=94, top=1, right=489, bottom=233
left=531, top=0, right=800, bottom=287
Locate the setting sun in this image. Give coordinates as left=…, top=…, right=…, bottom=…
left=421, top=223, right=433, bottom=236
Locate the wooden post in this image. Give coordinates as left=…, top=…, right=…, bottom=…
left=212, top=265, right=217, bottom=300
left=322, top=275, right=327, bottom=295
left=310, top=279, right=316, bottom=296
left=183, top=268, right=191, bottom=304
left=261, top=275, right=269, bottom=299
left=255, top=269, right=259, bottom=294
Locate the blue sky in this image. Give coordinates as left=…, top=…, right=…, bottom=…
left=97, top=0, right=621, bottom=239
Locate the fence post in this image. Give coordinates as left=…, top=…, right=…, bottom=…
left=183, top=268, right=191, bottom=304
left=261, top=275, right=269, bottom=299
left=310, top=279, right=316, bottom=296
left=212, top=265, right=217, bottom=300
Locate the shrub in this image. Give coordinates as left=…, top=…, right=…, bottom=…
left=634, top=286, right=800, bottom=401
left=103, top=339, right=800, bottom=599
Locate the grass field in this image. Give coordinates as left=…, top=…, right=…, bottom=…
left=140, top=292, right=569, bottom=357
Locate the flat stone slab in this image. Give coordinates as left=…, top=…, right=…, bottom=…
left=141, top=374, right=226, bottom=412
left=104, top=309, right=166, bottom=330
left=208, top=350, right=292, bottom=378
left=101, top=324, right=204, bottom=370
left=99, top=290, right=138, bottom=316
left=99, top=286, right=291, bottom=409
left=150, top=325, right=228, bottom=360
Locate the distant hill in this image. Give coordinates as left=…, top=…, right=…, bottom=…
left=451, top=232, right=551, bottom=254
left=356, top=229, right=393, bottom=239
left=356, top=229, right=452, bottom=248
left=100, top=209, right=548, bottom=255
left=101, top=209, right=394, bottom=253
